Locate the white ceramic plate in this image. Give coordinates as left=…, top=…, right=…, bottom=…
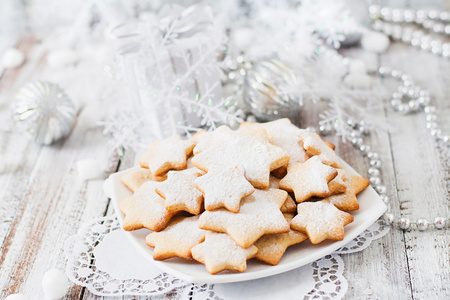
left=104, top=160, right=387, bottom=284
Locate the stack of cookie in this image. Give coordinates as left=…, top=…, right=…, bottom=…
left=119, top=118, right=369, bottom=274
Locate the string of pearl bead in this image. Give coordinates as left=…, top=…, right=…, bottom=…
left=369, top=5, right=450, bottom=25
left=368, top=5, right=450, bottom=58
left=314, top=120, right=448, bottom=231
left=377, top=66, right=449, bottom=144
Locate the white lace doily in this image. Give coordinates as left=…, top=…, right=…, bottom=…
left=64, top=215, right=389, bottom=299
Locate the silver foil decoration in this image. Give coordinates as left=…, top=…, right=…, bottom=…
left=244, top=59, right=302, bottom=121
left=12, top=81, right=76, bottom=145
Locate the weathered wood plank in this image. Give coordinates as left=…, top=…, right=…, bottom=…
left=0, top=123, right=113, bottom=297
left=0, top=36, right=44, bottom=245
left=0, top=99, right=114, bottom=300
left=339, top=123, right=413, bottom=300
left=380, top=43, right=450, bottom=299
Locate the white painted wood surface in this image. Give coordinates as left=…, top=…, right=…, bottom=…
left=0, top=9, right=449, bottom=300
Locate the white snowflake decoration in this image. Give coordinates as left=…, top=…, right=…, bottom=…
left=101, top=3, right=243, bottom=151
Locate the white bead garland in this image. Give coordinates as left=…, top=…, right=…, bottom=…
left=369, top=5, right=450, bottom=58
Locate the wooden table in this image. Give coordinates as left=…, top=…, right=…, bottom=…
left=1, top=28, right=449, bottom=300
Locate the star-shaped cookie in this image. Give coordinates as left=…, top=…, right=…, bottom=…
left=155, top=168, right=204, bottom=215
left=254, top=213, right=308, bottom=265
left=298, top=130, right=342, bottom=169
left=195, top=165, right=255, bottom=213
left=280, top=195, right=297, bottom=213
left=239, top=118, right=309, bottom=165
left=290, top=201, right=354, bottom=244
left=191, top=126, right=290, bottom=189
left=191, top=231, right=258, bottom=274
left=328, top=169, right=347, bottom=195
left=139, top=135, right=195, bottom=176
left=119, top=181, right=175, bottom=231
left=145, top=215, right=206, bottom=260
left=198, top=188, right=290, bottom=248
left=269, top=176, right=296, bottom=213
left=121, top=168, right=166, bottom=193
left=322, top=174, right=370, bottom=211
left=279, top=156, right=338, bottom=203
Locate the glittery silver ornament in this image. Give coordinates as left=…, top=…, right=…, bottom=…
left=12, top=81, right=76, bottom=145
left=244, top=58, right=302, bottom=121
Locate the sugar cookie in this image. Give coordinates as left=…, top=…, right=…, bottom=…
left=198, top=188, right=290, bottom=248
left=119, top=181, right=175, bottom=231
left=191, top=231, right=258, bottom=274
left=239, top=118, right=309, bottom=164
left=139, top=135, right=195, bottom=176
left=279, top=156, right=338, bottom=203
left=146, top=215, right=206, bottom=260
left=120, top=168, right=167, bottom=193
left=322, top=174, right=370, bottom=211
left=291, top=201, right=354, bottom=244
left=280, top=195, right=297, bottom=213
left=195, top=165, right=255, bottom=212
left=254, top=213, right=308, bottom=265
left=155, top=168, right=204, bottom=215
left=269, top=175, right=296, bottom=213
left=328, top=169, right=347, bottom=195
left=192, top=126, right=289, bottom=189
left=298, top=130, right=342, bottom=169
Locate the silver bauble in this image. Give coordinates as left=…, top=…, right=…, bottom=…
left=244, top=59, right=302, bottom=121
left=12, top=81, right=76, bottom=145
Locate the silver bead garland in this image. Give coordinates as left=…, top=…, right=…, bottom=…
left=378, top=66, right=450, bottom=144
left=369, top=5, right=450, bottom=59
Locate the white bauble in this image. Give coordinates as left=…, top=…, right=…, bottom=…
left=76, top=159, right=104, bottom=181
left=361, top=31, right=390, bottom=53
left=1, top=48, right=25, bottom=69
left=42, top=269, right=69, bottom=299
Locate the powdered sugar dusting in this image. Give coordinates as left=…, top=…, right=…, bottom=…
left=198, top=188, right=289, bottom=248
left=156, top=168, right=204, bottom=214
left=254, top=213, right=307, bottom=265
left=146, top=215, right=205, bottom=259
left=298, top=130, right=342, bottom=168
left=121, top=168, right=155, bottom=192
left=324, top=174, right=369, bottom=211
left=192, top=126, right=289, bottom=189
left=195, top=165, right=255, bottom=212
left=151, top=215, right=204, bottom=244
left=191, top=231, right=258, bottom=274
left=279, top=156, right=337, bottom=202
left=330, top=169, right=346, bottom=186
left=241, top=119, right=309, bottom=164
left=121, top=181, right=175, bottom=231
left=139, top=135, right=194, bottom=175
left=291, top=201, right=353, bottom=244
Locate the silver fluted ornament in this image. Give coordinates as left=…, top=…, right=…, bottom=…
left=12, top=81, right=76, bottom=145
left=244, top=58, right=302, bottom=121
